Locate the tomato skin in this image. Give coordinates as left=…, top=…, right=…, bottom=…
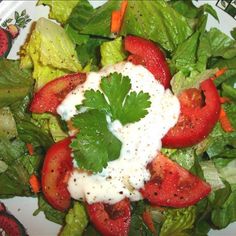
left=41, top=137, right=73, bottom=211
left=86, top=199, right=131, bottom=236
left=162, top=79, right=221, bottom=148
left=141, top=153, right=211, bottom=208
left=30, top=72, right=86, bottom=114
left=124, top=35, right=172, bottom=89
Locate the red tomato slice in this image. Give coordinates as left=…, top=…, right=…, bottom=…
left=124, top=35, right=172, bottom=89
left=86, top=199, right=131, bottom=236
left=30, top=72, right=86, bottom=114
left=141, top=153, right=211, bottom=208
left=162, top=79, right=221, bottom=148
left=41, top=137, right=73, bottom=211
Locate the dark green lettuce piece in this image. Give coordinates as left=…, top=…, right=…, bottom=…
left=0, top=139, right=36, bottom=197
left=0, top=59, right=33, bottom=108
left=120, top=0, right=192, bottom=51
left=34, top=195, right=66, bottom=225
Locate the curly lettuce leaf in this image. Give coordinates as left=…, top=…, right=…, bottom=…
left=20, top=17, right=81, bottom=89
left=60, top=202, right=88, bottom=236
left=37, top=0, right=80, bottom=24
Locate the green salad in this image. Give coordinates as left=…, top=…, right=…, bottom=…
left=1, top=0, right=236, bottom=235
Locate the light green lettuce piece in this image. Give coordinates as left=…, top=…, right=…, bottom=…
left=219, top=159, right=236, bottom=185
left=37, top=0, right=80, bottom=24
left=100, top=37, right=127, bottom=67
left=32, top=113, right=67, bottom=142
left=160, top=207, right=196, bottom=236
left=20, top=17, right=81, bottom=89
left=60, top=202, right=88, bottom=236
left=200, top=160, right=225, bottom=191
left=171, top=68, right=217, bottom=95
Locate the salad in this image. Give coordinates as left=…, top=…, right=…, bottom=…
left=0, top=0, right=236, bottom=235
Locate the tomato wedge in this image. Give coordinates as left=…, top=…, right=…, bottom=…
left=124, top=35, right=172, bottom=88
left=162, top=79, right=221, bottom=148
left=86, top=199, right=131, bottom=236
left=141, top=153, right=211, bottom=208
left=30, top=72, right=86, bottom=114
left=41, top=137, right=73, bottom=211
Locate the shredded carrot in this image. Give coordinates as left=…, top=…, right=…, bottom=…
left=215, top=67, right=227, bottom=78
left=211, top=67, right=227, bottom=81
left=111, top=0, right=128, bottom=33
left=219, top=107, right=234, bottom=132
left=111, top=10, right=122, bottom=33
left=29, top=174, right=41, bottom=193
left=220, top=96, right=231, bottom=104
left=142, top=211, right=157, bottom=235
left=26, top=143, right=34, bottom=156
left=120, top=0, right=128, bottom=18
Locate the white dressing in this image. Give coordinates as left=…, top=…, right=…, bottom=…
left=57, top=62, right=180, bottom=204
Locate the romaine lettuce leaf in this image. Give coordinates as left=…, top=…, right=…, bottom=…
left=60, top=202, right=88, bottom=236
left=0, top=107, right=17, bottom=139
left=100, top=37, right=127, bottom=67
left=0, top=138, right=37, bottom=197
left=120, top=0, right=192, bottom=52
left=37, top=0, right=80, bottom=24
left=34, top=195, right=66, bottom=225
left=160, top=207, right=196, bottom=236
left=0, top=59, right=33, bottom=108
left=20, top=17, right=81, bottom=89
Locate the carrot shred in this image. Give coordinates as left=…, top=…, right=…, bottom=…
left=26, top=143, right=34, bottom=156
left=111, top=0, right=128, bottom=33
left=29, top=174, right=41, bottom=193
left=111, top=10, right=122, bottom=33
left=120, top=0, right=128, bottom=18
left=219, top=107, right=234, bottom=132
left=142, top=211, right=157, bottom=235
left=215, top=67, right=227, bottom=78
left=220, top=97, right=231, bottom=104
left=211, top=67, right=227, bottom=81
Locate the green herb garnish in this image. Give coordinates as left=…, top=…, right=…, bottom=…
left=71, top=72, right=151, bottom=172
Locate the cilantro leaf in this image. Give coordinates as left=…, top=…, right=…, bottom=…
left=83, top=89, right=110, bottom=114
left=81, top=73, right=151, bottom=125
left=71, top=109, right=122, bottom=172
left=120, top=91, right=151, bottom=124
left=100, top=72, right=131, bottom=121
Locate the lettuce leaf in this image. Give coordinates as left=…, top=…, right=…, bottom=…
left=70, top=0, right=192, bottom=52
left=60, top=202, right=88, bottom=236
left=37, top=0, right=80, bottom=24
left=20, top=17, right=81, bottom=89
left=0, top=59, right=33, bottom=108
left=100, top=37, right=127, bottom=67
left=34, top=195, right=66, bottom=225
left=160, top=207, right=196, bottom=236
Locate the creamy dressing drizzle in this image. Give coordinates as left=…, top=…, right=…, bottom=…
left=57, top=62, right=180, bottom=204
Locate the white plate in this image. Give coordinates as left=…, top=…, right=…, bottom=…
left=0, top=1, right=236, bottom=235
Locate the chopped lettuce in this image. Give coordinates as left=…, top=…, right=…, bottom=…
left=100, top=37, right=127, bottom=67
left=0, top=107, right=17, bottom=139
left=37, top=0, right=80, bottom=24
left=60, top=202, right=88, bottom=236
left=170, top=69, right=217, bottom=95
left=160, top=207, right=196, bottom=236
left=68, top=0, right=192, bottom=52
left=20, top=17, right=81, bottom=89
left=34, top=195, right=66, bottom=225
left=0, top=59, right=33, bottom=108
left=32, top=113, right=67, bottom=142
